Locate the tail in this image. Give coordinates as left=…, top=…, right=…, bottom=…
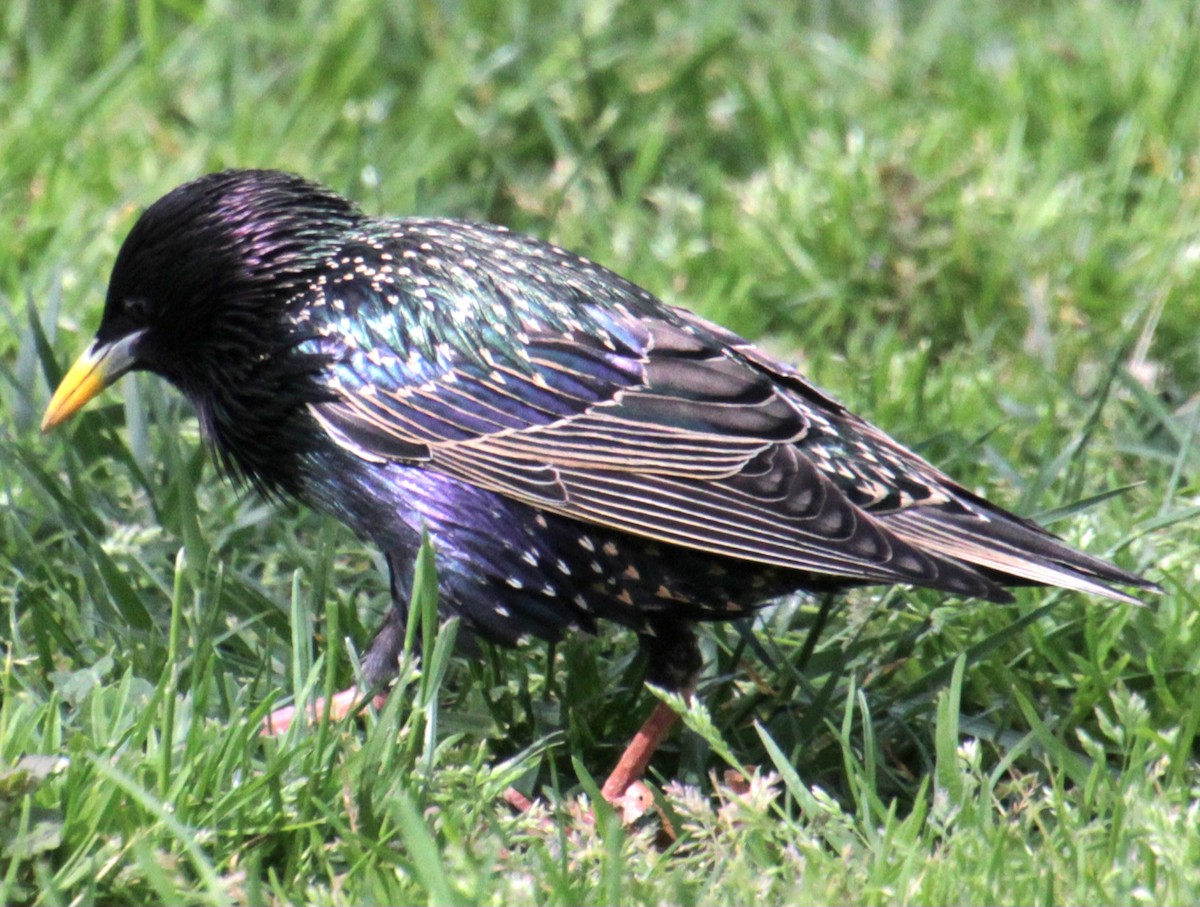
left=881, top=491, right=1158, bottom=605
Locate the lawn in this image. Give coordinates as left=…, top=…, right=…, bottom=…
left=1, top=0, right=1197, bottom=903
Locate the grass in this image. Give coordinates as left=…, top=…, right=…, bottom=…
left=0, top=0, right=1197, bottom=903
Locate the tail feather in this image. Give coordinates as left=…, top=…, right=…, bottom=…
left=882, top=506, right=1158, bottom=606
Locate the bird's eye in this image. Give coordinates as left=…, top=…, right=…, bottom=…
left=124, top=297, right=150, bottom=321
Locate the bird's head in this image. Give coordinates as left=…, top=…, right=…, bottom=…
left=43, top=169, right=360, bottom=429
left=42, top=169, right=363, bottom=492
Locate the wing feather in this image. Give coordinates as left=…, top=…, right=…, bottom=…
left=313, top=312, right=1009, bottom=596
left=303, top=220, right=1152, bottom=605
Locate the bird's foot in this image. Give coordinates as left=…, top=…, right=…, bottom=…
left=260, top=685, right=389, bottom=735
left=503, top=778, right=670, bottom=842
left=603, top=779, right=661, bottom=826
left=504, top=699, right=681, bottom=836
left=596, top=699, right=679, bottom=834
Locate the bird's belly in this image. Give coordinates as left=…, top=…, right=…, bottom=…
left=309, top=453, right=809, bottom=645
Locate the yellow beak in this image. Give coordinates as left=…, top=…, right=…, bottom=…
left=41, top=331, right=145, bottom=432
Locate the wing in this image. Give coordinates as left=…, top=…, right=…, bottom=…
left=710, top=314, right=1156, bottom=603
left=304, top=219, right=1153, bottom=604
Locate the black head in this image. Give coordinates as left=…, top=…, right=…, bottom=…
left=44, top=169, right=364, bottom=495
left=99, top=169, right=359, bottom=387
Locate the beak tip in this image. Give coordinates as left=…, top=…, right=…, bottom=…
left=41, top=387, right=78, bottom=434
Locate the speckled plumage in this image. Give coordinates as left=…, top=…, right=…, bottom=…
left=51, top=169, right=1156, bottom=692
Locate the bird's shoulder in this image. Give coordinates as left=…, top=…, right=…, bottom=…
left=291, top=217, right=751, bottom=414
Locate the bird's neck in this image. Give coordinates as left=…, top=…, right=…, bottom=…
left=187, top=347, right=332, bottom=500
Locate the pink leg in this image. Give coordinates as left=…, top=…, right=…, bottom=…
left=599, top=700, right=679, bottom=803
left=503, top=700, right=682, bottom=832
left=260, top=685, right=389, bottom=735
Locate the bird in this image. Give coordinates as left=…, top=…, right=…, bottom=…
left=42, top=169, right=1157, bottom=804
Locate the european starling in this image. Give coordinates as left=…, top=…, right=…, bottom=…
left=43, top=170, right=1156, bottom=801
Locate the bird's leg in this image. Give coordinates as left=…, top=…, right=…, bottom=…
left=260, top=685, right=390, bottom=734
left=598, top=699, right=681, bottom=805
left=260, top=602, right=407, bottom=735
left=598, top=621, right=701, bottom=815
left=502, top=622, right=700, bottom=828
